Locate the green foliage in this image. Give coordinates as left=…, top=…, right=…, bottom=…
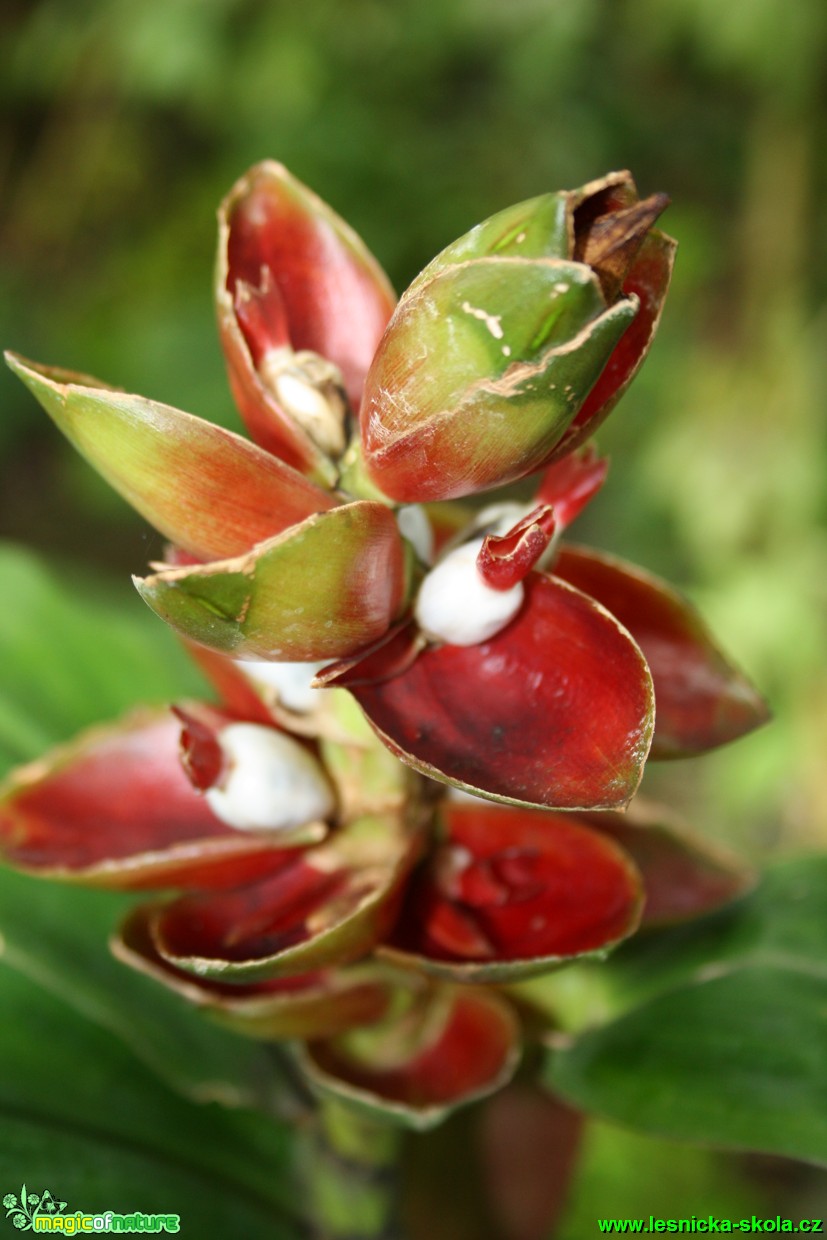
left=0, top=966, right=301, bottom=1237
left=0, top=863, right=286, bottom=1108
left=546, top=858, right=827, bottom=1166
left=0, top=543, right=205, bottom=776
left=0, top=545, right=304, bottom=1226
left=557, top=1119, right=765, bottom=1235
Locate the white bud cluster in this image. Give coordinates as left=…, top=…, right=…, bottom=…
left=395, top=504, right=435, bottom=564
left=235, top=658, right=327, bottom=714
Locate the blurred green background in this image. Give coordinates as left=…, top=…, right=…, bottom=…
left=1, top=0, right=826, bottom=1223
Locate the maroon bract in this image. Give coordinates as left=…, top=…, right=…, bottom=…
left=554, top=545, right=771, bottom=757
left=322, top=572, right=655, bottom=811
left=301, top=982, right=522, bottom=1129
left=0, top=710, right=320, bottom=889
left=382, top=800, right=644, bottom=983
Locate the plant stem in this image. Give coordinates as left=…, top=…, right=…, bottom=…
left=300, top=1097, right=406, bottom=1240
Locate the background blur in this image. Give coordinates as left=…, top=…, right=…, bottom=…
left=1, top=0, right=826, bottom=1222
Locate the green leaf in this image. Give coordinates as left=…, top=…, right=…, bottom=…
left=556, top=1117, right=766, bottom=1235
left=0, top=542, right=205, bottom=778
left=0, top=542, right=304, bottom=1206
left=0, top=964, right=302, bottom=1237
left=0, top=865, right=286, bottom=1107
left=544, top=857, right=827, bottom=1166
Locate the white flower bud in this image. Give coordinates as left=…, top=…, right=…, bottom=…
left=259, top=346, right=348, bottom=457
left=205, top=723, right=334, bottom=832
left=414, top=538, right=524, bottom=646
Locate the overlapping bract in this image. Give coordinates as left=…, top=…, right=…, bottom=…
left=3, top=161, right=768, bottom=1122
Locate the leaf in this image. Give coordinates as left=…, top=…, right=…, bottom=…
left=0, top=964, right=302, bottom=1236
left=555, top=1117, right=765, bottom=1235
left=0, top=864, right=284, bottom=1107
left=544, top=856, right=827, bottom=1166
left=0, top=543, right=205, bottom=778
left=0, top=543, right=303, bottom=1177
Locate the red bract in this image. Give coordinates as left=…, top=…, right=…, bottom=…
left=217, top=162, right=396, bottom=483
left=0, top=710, right=323, bottom=889
left=553, top=545, right=770, bottom=757
left=382, top=800, right=644, bottom=983
left=320, top=572, right=655, bottom=811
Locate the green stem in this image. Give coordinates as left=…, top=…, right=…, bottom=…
left=299, top=1097, right=407, bottom=1240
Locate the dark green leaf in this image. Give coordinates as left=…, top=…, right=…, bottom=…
left=0, top=865, right=286, bottom=1108
left=556, top=1117, right=766, bottom=1235
left=545, top=857, right=827, bottom=1166
left=0, top=965, right=302, bottom=1237
left=0, top=542, right=205, bottom=778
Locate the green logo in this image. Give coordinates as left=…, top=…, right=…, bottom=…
left=4, top=1188, right=66, bottom=1231
left=4, top=1190, right=180, bottom=1234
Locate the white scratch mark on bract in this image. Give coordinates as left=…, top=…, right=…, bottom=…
left=461, top=301, right=504, bottom=339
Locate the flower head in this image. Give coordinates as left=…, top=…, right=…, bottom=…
left=3, top=163, right=767, bottom=1123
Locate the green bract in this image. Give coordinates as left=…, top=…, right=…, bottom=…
left=135, top=503, right=415, bottom=661
left=360, top=170, right=674, bottom=501
left=360, top=258, right=637, bottom=502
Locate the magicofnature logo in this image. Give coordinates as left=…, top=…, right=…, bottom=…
left=4, top=1188, right=66, bottom=1231
left=3, top=1188, right=179, bottom=1234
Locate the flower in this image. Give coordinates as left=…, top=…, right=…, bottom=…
left=2, top=162, right=768, bottom=1123
left=320, top=443, right=769, bottom=809
left=5, top=163, right=766, bottom=813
